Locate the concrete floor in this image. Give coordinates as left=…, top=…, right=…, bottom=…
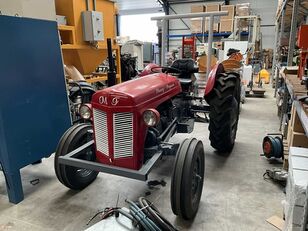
left=0, top=85, right=285, bottom=231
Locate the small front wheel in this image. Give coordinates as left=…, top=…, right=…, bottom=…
left=171, top=138, right=205, bottom=220
left=54, top=124, right=98, bottom=190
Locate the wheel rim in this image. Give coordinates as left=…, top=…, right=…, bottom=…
left=191, top=154, right=202, bottom=206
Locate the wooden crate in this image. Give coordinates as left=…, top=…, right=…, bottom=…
left=219, top=19, right=233, bottom=32
left=287, top=103, right=308, bottom=149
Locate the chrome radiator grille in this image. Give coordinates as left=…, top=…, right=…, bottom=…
left=113, top=112, right=133, bottom=159
left=93, top=109, right=109, bottom=156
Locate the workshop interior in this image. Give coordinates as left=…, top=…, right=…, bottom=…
left=0, top=0, right=308, bottom=230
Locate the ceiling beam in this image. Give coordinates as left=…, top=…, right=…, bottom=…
left=118, top=7, right=164, bottom=15
left=167, top=0, right=225, bottom=4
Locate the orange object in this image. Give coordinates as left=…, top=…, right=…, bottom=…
left=228, top=52, right=243, bottom=62
left=297, top=25, right=308, bottom=80
left=55, top=0, right=121, bottom=82
left=298, top=25, right=308, bottom=49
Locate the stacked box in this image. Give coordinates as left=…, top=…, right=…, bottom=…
left=221, top=5, right=235, bottom=20
left=219, top=19, right=233, bottom=32
left=205, top=4, right=220, bottom=32
left=284, top=147, right=308, bottom=231
left=220, top=5, right=234, bottom=33
left=235, top=3, right=250, bottom=31
left=191, top=5, right=205, bottom=33
left=236, top=3, right=250, bottom=16
left=204, top=18, right=219, bottom=32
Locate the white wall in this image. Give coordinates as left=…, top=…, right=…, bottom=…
left=168, top=0, right=278, bottom=50
left=120, top=13, right=164, bottom=43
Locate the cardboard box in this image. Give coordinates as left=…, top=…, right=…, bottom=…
left=191, top=5, right=204, bottom=33
left=191, top=5, right=204, bottom=13
left=205, top=4, right=220, bottom=12
left=204, top=18, right=219, bottom=32
left=221, top=5, right=235, bottom=20
left=219, top=19, right=233, bottom=32
left=236, top=3, right=250, bottom=16
left=191, top=18, right=202, bottom=33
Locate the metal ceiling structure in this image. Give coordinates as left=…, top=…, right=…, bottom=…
left=116, top=0, right=229, bottom=15
left=116, top=0, right=163, bottom=15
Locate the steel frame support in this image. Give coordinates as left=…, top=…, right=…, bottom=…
left=151, top=11, right=228, bottom=77
left=273, top=7, right=285, bottom=97
left=58, top=140, right=163, bottom=181
left=287, top=0, right=300, bottom=66
left=272, top=23, right=279, bottom=96
left=207, top=15, right=214, bottom=77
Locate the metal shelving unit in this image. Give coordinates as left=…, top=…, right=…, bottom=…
left=272, top=0, right=308, bottom=97
left=273, top=0, right=308, bottom=140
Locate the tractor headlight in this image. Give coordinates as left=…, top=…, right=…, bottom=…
left=143, top=109, right=160, bottom=127
left=79, top=104, right=92, bottom=120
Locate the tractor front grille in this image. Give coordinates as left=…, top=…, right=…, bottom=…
left=113, top=112, right=134, bottom=159
left=93, top=109, right=109, bottom=156
left=93, top=109, right=134, bottom=159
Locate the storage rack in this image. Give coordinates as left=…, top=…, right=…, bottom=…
left=273, top=0, right=308, bottom=142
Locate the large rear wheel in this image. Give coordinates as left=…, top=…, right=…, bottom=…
left=171, top=138, right=205, bottom=220
left=54, top=124, right=98, bottom=190
left=206, top=73, right=241, bottom=153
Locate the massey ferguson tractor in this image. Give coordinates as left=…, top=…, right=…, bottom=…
left=54, top=57, right=241, bottom=220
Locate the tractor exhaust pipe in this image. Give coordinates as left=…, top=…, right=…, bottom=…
left=107, top=38, right=116, bottom=87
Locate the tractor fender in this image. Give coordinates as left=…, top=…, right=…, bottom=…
left=204, top=63, right=225, bottom=97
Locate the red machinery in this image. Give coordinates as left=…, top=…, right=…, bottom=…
left=55, top=59, right=241, bottom=221
left=91, top=74, right=181, bottom=170
left=182, top=36, right=196, bottom=59
left=297, top=25, right=308, bottom=81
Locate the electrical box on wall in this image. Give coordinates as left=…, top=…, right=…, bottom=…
left=82, top=11, right=104, bottom=42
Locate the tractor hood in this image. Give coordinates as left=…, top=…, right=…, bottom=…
left=92, top=73, right=181, bottom=108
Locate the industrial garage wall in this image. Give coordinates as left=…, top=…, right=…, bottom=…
left=168, top=0, right=278, bottom=51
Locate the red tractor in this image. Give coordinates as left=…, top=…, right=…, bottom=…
left=55, top=59, right=241, bottom=220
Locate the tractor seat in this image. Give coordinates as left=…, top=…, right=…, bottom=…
left=170, top=59, right=198, bottom=79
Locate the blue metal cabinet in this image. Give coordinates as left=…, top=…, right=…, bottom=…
left=0, top=16, right=71, bottom=203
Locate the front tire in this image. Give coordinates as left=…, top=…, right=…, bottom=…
left=206, top=73, right=240, bottom=153
left=171, top=138, right=205, bottom=220
left=54, top=124, right=98, bottom=190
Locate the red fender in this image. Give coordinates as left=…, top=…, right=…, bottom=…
left=204, top=63, right=225, bottom=97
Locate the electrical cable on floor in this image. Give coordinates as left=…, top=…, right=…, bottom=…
left=86, top=197, right=178, bottom=231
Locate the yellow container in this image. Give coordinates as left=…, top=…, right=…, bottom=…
left=255, top=69, right=270, bottom=84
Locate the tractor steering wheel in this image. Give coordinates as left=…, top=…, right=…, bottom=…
left=151, top=66, right=182, bottom=74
